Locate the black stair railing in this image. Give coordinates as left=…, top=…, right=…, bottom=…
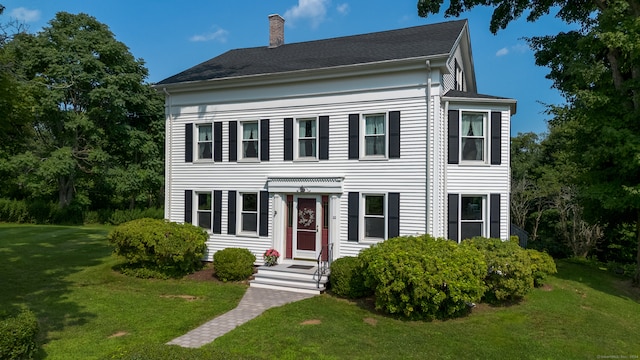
left=314, top=243, right=333, bottom=289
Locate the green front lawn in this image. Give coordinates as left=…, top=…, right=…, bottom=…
left=1, top=224, right=639, bottom=359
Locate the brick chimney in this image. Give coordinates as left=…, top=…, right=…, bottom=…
left=269, top=14, right=284, bottom=48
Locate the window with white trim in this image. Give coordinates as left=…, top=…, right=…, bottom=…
left=197, top=124, right=213, bottom=160
left=363, top=114, right=386, bottom=157
left=364, top=194, right=385, bottom=239
left=461, top=112, right=486, bottom=162
left=240, top=192, right=258, bottom=233
left=241, top=121, right=259, bottom=159
left=196, top=192, right=212, bottom=230
left=460, top=195, right=485, bottom=240
left=297, top=118, right=317, bottom=159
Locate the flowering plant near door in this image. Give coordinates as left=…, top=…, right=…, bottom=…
left=263, top=248, right=280, bottom=266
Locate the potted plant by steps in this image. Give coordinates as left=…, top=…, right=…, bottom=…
left=263, top=249, right=280, bottom=266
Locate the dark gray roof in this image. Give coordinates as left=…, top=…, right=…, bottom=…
left=444, top=90, right=512, bottom=100
left=157, top=19, right=467, bottom=85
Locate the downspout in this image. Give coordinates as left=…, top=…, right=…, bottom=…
left=163, top=88, right=172, bottom=221
left=425, top=60, right=431, bottom=235
left=443, top=99, right=449, bottom=238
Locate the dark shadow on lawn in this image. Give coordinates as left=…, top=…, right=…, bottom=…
left=552, top=260, right=640, bottom=303
left=0, top=225, right=112, bottom=359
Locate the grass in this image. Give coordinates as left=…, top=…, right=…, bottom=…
left=1, top=224, right=639, bottom=359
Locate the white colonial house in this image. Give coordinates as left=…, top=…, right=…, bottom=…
left=156, top=16, right=516, bottom=293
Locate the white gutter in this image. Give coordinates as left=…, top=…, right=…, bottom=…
left=163, top=88, right=172, bottom=221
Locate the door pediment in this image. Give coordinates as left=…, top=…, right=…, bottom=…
left=267, top=176, right=344, bottom=194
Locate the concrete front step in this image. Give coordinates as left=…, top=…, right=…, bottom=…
left=250, top=281, right=325, bottom=295
left=250, top=263, right=330, bottom=294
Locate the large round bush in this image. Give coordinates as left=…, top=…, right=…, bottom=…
left=213, top=248, right=256, bottom=281
left=0, top=309, right=39, bottom=360
left=108, top=218, right=208, bottom=277
left=462, top=237, right=534, bottom=303
left=359, top=235, right=486, bottom=320
left=329, top=256, right=371, bottom=299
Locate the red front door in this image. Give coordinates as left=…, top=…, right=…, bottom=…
left=295, top=197, right=318, bottom=259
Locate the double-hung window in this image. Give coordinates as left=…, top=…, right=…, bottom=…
left=461, top=112, right=486, bottom=162
left=197, top=124, right=213, bottom=160
left=297, top=118, right=317, bottom=159
left=364, top=114, right=386, bottom=157
left=364, top=194, right=385, bottom=239
left=460, top=195, right=485, bottom=240
left=197, top=192, right=212, bottom=230
left=240, top=192, right=258, bottom=233
left=242, top=121, right=259, bottom=159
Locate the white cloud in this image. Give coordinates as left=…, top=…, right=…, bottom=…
left=496, top=43, right=530, bottom=57
left=284, top=0, right=330, bottom=28
left=336, top=3, right=350, bottom=15
left=496, top=47, right=509, bottom=57
left=10, top=7, right=41, bottom=23
left=190, top=28, right=229, bottom=43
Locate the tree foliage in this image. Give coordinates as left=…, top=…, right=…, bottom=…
left=0, top=11, right=164, bottom=214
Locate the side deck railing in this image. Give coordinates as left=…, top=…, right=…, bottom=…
left=314, top=243, right=333, bottom=289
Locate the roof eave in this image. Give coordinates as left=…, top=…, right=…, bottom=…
left=153, top=54, right=450, bottom=93
left=442, top=95, right=517, bottom=115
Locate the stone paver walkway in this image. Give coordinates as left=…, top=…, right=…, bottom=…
left=167, top=287, right=315, bottom=348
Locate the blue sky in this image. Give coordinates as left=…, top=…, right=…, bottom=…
left=2, top=0, right=577, bottom=135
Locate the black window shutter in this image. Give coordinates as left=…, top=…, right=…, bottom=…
left=213, top=190, right=222, bottom=234
left=260, top=119, right=269, bottom=161
left=229, top=121, right=237, bottom=162
left=490, top=193, right=501, bottom=238
left=448, top=110, right=459, bottom=164
left=388, top=193, right=400, bottom=238
left=348, top=192, right=359, bottom=241
left=284, top=118, right=293, bottom=161
left=185, top=123, right=193, bottom=162
left=259, top=191, right=269, bottom=236
left=448, top=193, right=459, bottom=242
left=184, top=190, right=193, bottom=223
left=491, top=112, right=501, bottom=165
left=348, top=114, right=359, bottom=159
left=319, top=116, right=329, bottom=160
left=227, top=191, right=236, bottom=235
left=213, top=122, right=222, bottom=162
left=389, top=111, right=400, bottom=159
left=454, top=59, right=460, bottom=90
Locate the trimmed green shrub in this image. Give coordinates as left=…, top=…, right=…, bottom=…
left=359, top=235, right=486, bottom=320
left=213, top=248, right=256, bottom=281
left=0, top=309, right=39, bottom=360
left=108, top=218, right=207, bottom=277
left=527, top=249, right=557, bottom=287
left=329, top=256, right=370, bottom=299
left=462, top=237, right=534, bottom=304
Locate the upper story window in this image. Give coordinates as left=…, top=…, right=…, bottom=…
left=297, top=118, right=317, bottom=159
left=454, top=59, right=464, bottom=91
left=242, top=121, right=259, bottom=159
left=364, top=114, right=386, bottom=157
left=461, top=112, right=486, bottom=162
left=197, top=124, right=213, bottom=160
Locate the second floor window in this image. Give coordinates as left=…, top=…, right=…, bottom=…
left=197, top=124, right=213, bottom=159
left=298, top=118, right=316, bottom=158
left=364, top=114, right=386, bottom=157
left=242, top=122, right=259, bottom=159
left=461, top=112, right=485, bottom=161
